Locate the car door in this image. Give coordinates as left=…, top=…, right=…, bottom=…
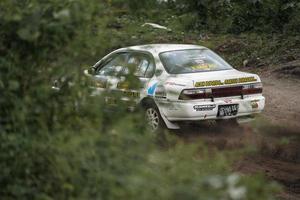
left=91, top=52, right=129, bottom=101
left=93, top=51, right=155, bottom=108
left=97, top=52, right=129, bottom=85
left=116, top=52, right=155, bottom=102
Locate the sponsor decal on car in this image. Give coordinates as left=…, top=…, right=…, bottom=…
left=123, top=91, right=140, bottom=98
left=224, top=99, right=233, bottom=104
left=165, top=82, right=186, bottom=87
left=147, top=82, right=158, bottom=96
left=117, top=81, right=129, bottom=89
left=195, top=76, right=257, bottom=87
left=191, top=63, right=216, bottom=70
left=193, top=104, right=216, bottom=111
left=195, top=80, right=223, bottom=87
left=224, top=77, right=257, bottom=84
left=95, top=81, right=107, bottom=88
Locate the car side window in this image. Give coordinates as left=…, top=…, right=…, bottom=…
left=145, top=62, right=155, bottom=78
left=97, top=53, right=128, bottom=76
left=127, top=53, right=155, bottom=78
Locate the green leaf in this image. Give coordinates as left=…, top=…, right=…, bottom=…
left=17, top=27, right=40, bottom=42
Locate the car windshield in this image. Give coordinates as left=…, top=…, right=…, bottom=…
left=159, top=49, right=233, bottom=74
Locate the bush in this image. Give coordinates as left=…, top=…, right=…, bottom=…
left=167, top=0, right=300, bottom=34
left=0, top=1, right=281, bottom=199
left=108, top=0, right=158, bottom=14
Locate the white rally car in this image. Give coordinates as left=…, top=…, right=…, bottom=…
left=85, top=44, right=265, bottom=131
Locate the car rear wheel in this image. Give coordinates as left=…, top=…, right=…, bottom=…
left=145, top=105, right=165, bottom=132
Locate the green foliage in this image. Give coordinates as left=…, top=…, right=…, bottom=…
left=0, top=129, right=280, bottom=199
left=0, top=1, right=284, bottom=199
left=167, top=0, right=300, bottom=34
left=108, top=0, right=158, bottom=14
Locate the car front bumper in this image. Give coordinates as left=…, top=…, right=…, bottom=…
left=156, top=95, right=265, bottom=121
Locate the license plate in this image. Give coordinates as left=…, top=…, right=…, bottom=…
left=217, top=104, right=239, bottom=117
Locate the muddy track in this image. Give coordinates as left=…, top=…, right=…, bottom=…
left=247, top=72, right=300, bottom=199
left=261, top=72, right=300, bottom=130
left=175, top=71, right=300, bottom=199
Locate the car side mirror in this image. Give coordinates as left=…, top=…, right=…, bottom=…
left=84, top=68, right=96, bottom=76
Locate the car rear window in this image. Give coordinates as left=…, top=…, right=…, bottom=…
left=159, top=49, right=233, bottom=74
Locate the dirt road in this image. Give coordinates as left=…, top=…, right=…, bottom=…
left=261, top=72, right=300, bottom=129
left=176, top=71, right=300, bottom=199
left=251, top=72, right=300, bottom=199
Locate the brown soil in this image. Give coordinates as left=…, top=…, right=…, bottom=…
left=175, top=66, right=300, bottom=199
left=260, top=66, right=300, bottom=129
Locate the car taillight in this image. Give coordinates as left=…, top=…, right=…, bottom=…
left=242, top=83, right=263, bottom=95
left=179, top=83, right=263, bottom=100
left=179, top=88, right=212, bottom=100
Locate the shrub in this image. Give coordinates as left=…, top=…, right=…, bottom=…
left=166, top=0, right=300, bottom=34
left=0, top=1, right=281, bottom=199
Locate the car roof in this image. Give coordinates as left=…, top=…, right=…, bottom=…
left=116, top=44, right=207, bottom=54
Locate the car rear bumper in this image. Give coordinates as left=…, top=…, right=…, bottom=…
left=157, top=95, right=265, bottom=121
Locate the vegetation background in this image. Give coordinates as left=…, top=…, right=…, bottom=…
left=1, top=0, right=299, bottom=199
